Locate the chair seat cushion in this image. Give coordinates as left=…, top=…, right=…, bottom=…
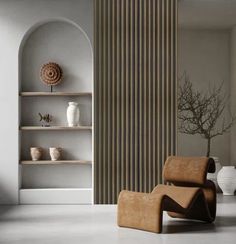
left=152, top=184, right=200, bottom=209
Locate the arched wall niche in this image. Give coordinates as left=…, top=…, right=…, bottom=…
left=19, top=18, right=93, bottom=93
left=18, top=19, right=93, bottom=196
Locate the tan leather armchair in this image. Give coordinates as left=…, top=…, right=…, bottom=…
left=117, top=156, right=216, bottom=233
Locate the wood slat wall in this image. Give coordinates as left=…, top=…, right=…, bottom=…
left=94, top=0, right=177, bottom=204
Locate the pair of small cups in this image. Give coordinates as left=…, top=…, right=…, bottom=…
left=30, top=147, right=62, bottom=161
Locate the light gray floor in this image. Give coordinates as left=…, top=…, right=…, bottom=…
left=0, top=195, right=235, bottom=244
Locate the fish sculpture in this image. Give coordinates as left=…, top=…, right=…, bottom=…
left=38, top=113, right=52, bottom=125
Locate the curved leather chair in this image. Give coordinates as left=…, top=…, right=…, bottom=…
left=117, top=156, right=216, bottom=233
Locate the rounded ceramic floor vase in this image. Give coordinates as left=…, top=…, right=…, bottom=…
left=217, top=166, right=236, bottom=195
left=67, top=102, right=80, bottom=127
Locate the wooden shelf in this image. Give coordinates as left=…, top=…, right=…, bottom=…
left=20, top=126, right=92, bottom=131
left=20, top=92, right=92, bottom=97
left=20, top=160, right=92, bottom=165
left=20, top=188, right=93, bottom=190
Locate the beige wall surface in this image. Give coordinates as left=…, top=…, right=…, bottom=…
left=230, top=26, right=236, bottom=165
left=178, top=29, right=231, bottom=165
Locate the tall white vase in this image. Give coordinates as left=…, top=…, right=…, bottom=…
left=67, top=102, right=80, bottom=127
left=217, top=166, right=236, bottom=195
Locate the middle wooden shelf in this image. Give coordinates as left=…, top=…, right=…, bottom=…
left=20, top=92, right=92, bottom=97
left=20, top=126, right=92, bottom=131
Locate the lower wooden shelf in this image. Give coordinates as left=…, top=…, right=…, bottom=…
left=20, top=126, right=92, bottom=131
left=20, top=160, right=92, bottom=165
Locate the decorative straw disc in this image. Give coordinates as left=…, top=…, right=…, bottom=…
left=40, top=62, right=63, bottom=86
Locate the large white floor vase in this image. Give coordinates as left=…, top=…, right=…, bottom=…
left=67, top=102, right=80, bottom=127
left=217, top=166, right=236, bottom=195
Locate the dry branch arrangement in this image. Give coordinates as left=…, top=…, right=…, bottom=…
left=178, top=72, right=236, bottom=157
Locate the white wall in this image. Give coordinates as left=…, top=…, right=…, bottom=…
left=0, top=0, right=93, bottom=204
left=178, top=29, right=231, bottom=164
left=230, top=26, right=236, bottom=165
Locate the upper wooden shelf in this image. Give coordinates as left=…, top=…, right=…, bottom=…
left=20, top=160, right=92, bottom=165
left=20, top=92, right=92, bottom=97
left=20, top=126, right=92, bottom=131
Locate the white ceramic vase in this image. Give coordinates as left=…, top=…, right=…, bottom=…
left=67, top=102, right=80, bottom=127
left=217, top=166, right=236, bottom=195
left=49, top=147, right=62, bottom=161
left=30, top=147, right=43, bottom=161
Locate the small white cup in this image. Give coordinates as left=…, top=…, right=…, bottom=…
left=30, top=147, right=43, bottom=161
left=49, top=147, right=62, bottom=161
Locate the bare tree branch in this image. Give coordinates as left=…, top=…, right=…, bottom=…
left=178, top=72, right=236, bottom=156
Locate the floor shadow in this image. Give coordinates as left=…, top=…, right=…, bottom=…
left=163, top=220, right=216, bottom=234
left=163, top=215, right=236, bottom=234
left=0, top=205, right=17, bottom=219
left=214, top=216, right=236, bottom=227
left=0, top=184, right=18, bottom=218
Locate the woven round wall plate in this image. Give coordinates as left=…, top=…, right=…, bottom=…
left=40, top=62, right=63, bottom=86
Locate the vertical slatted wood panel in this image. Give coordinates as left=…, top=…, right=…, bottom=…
left=94, top=0, right=177, bottom=204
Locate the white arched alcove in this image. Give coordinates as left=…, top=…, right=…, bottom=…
left=19, top=19, right=93, bottom=204
left=20, top=19, right=92, bottom=92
